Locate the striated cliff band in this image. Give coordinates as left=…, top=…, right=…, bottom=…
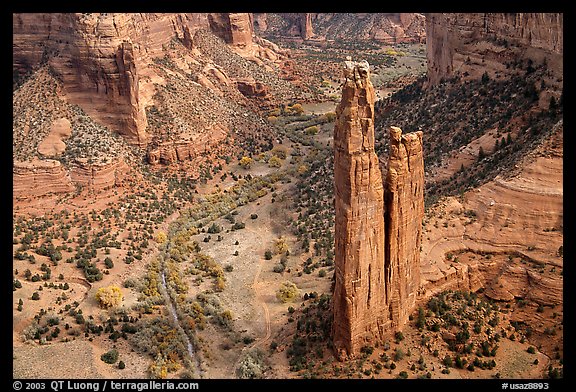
left=426, top=13, right=563, bottom=85
left=255, top=13, right=426, bottom=43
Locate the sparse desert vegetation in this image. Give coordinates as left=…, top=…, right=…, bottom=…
left=13, top=12, right=562, bottom=381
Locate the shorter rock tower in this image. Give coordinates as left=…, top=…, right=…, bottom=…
left=332, top=59, right=424, bottom=359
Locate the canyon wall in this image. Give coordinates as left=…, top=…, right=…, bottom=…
left=147, top=123, right=228, bottom=165
left=332, top=60, right=425, bottom=359
left=13, top=159, right=75, bottom=197
left=426, top=13, right=563, bottom=85
left=13, top=157, right=129, bottom=198
left=255, top=13, right=426, bottom=43
left=13, top=13, right=275, bottom=146
left=13, top=13, right=211, bottom=145
left=208, top=13, right=254, bottom=47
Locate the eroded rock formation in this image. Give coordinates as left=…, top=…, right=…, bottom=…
left=208, top=13, right=254, bottom=48
left=12, top=13, right=281, bottom=147
left=332, top=60, right=425, bottom=359
left=333, top=59, right=387, bottom=359
left=37, top=118, right=72, bottom=157
left=385, top=127, right=425, bottom=329
left=69, top=158, right=130, bottom=190
left=12, top=156, right=130, bottom=198
left=13, top=159, right=75, bottom=197
left=147, top=124, right=228, bottom=165
left=426, top=13, right=563, bottom=85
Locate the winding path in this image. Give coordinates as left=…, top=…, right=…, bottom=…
left=229, top=223, right=273, bottom=376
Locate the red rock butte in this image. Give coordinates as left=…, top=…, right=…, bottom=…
left=332, top=59, right=424, bottom=359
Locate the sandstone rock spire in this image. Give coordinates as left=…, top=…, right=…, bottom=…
left=332, top=59, right=387, bottom=359
left=332, top=60, right=425, bottom=359
left=385, top=126, right=424, bottom=329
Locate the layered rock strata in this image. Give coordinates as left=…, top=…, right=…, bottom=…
left=13, top=156, right=130, bottom=199
left=147, top=124, right=228, bottom=165
left=13, top=159, right=75, bottom=197
left=426, top=13, right=563, bottom=85
left=332, top=60, right=425, bottom=359
left=69, top=158, right=130, bottom=190
left=255, top=13, right=425, bottom=43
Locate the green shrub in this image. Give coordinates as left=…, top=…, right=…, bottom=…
left=101, top=349, right=119, bottom=364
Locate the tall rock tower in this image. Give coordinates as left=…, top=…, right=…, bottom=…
left=385, top=126, right=424, bottom=330
left=332, top=60, right=424, bottom=359
left=332, top=59, right=388, bottom=358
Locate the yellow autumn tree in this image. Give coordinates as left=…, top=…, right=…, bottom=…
left=95, top=285, right=123, bottom=308
left=276, top=281, right=299, bottom=303
left=239, top=156, right=253, bottom=169
left=274, top=237, right=289, bottom=255
left=268, top=156, right=282, bottom=168
left=297, top=164, right=308, bottom=175
left=290, top=103, right=304, bottom=115
left=155, top=231, right=167, bottom=244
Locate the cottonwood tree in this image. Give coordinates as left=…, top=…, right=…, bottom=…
left=95, top=286, right=123, bottom=308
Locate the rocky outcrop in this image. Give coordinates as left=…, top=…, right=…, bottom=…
left=426, top=13, right=563, bottom=85
left=37, top=118, right=72, bottom=157
left=147, top=123, right=228, bottom=165
left=13, top=159, right=75, bottom=197
left=208, top=13, right=254, bottom=48
left=332, top=60, right=425, bottom=359
left=235, top=78, right=269, bottom=98
left=280, top=13, right=314, bottom=39
left=13, top=156, right=129, bottom=198
left=69, top=157, right=129, bottom=190
left=299, top=13, right=314, bottom=40
left=385, top=127, right=425, bottom=329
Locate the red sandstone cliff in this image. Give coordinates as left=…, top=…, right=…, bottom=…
left=12, top=13, right=212, bottom=145
left=12, top=13, right=284, bottom=147
left=208, top=13, right=254, bottom=47
left=426, top=13, right=563, bottom=85
left=255, top=13, right=425, bottom=43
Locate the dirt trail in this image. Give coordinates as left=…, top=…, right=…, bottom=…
left=228, top=225, right=272, bottom=376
